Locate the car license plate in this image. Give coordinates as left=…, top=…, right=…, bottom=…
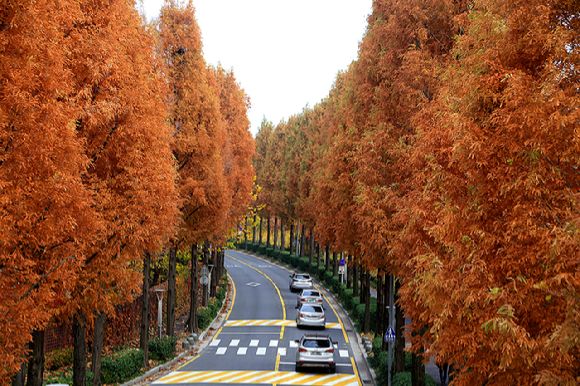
left=308, top=299, right=315, bottom=302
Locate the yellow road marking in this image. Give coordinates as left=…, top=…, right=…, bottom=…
left=315, top=284, right=349, bottom=343
left=350, top=357, right=362, bottom=386
left=228, top=255, right=286, bottom=337
left=223, top=319, right=342, bottom=328
left=153, top=371, right=359, bottom=385
left=275, top=354, right=281, bottom=371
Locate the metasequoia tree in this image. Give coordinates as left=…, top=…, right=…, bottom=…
left=158, top=0, right=228, bottom=336
left=64, top=0, right=180, bottom=382
left=404, top=0, right=580, bottom=384
left=0, top=0, right=95, bottom=378
left=1, top=0, right=180, bottom=382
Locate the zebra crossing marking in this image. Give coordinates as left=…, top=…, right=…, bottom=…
left=277, top=347, right=287, bottom=356
left=339, top=350, right=349, bottom=358
left=249, top=339, right=259, bottom=347
left=153, top=370, right=360, bottom=385
left=210, top=339, right=220, bottom=347
left=230, top=339, right=240, bottom=347
left=237, top=347, right=248, bottom=355
left=256, top=347, right=266, bottom=355
left=215, top=347, right=227, bottom=355
left=269, top=340, right=278, bottom=347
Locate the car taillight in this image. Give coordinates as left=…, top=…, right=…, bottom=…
left=319, top=315, right=325, bottom=319
left=300, top=313, right=306, bottom=318
left=300, top=298, right=305, bottom=302
left=325, top=348, right=335, bottom=353
left=299, top=348, right=307, bottom=352
left=308, top=280, right=312, bottom=283
left=317, top=299, right=322, bottom=302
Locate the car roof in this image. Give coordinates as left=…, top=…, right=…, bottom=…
left=301, top=334, right=331, bottom=340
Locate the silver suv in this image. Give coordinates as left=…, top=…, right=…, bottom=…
left=295, top=334, right=337, bottom=373
left=289, top=272, right=313, bottom=292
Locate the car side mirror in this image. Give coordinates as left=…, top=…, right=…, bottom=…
left=295, top=340, right=300, bottom=344
left=289, top=275, right=292, bottom=278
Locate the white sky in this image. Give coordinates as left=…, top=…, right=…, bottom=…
left=141, top=0, right=373, bottom=136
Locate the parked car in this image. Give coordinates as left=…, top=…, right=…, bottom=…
left=297, top=289, right=323, bottom=307
left=289, top=272, right=313, bottom=292
left=296, top=304, right=326, bottom=329
left=295, top=334, right=337, bottom=373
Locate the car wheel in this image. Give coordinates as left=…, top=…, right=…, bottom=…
left=295, top=363, right=301, bottom=372
left=329, top=364, right=336, bottom=374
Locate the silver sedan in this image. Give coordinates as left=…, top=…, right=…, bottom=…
left=289, top=273, right=313, bottom=292
left=296, top=304, right=326, bottom=329
left=297, top=289, right=323, bottom=307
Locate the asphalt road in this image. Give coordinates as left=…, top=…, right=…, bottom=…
left=151, top=250, right=366, bottom=386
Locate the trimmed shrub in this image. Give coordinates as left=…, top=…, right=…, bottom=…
left=266, top=248, right=274, bottom=257
left=392, top=372, right=438, bottom=386
left=290, top=254, right=300, bottom=268
left=101, top=348, right=144, bottom=384
left=324, top=271, right=334, bottom=286
left=298, top=257, right=309, bottom=272
left=341, top=289, right=354, bottom=310
left=316, top=266, right=326, bottom=281
left=45, top=346, right=74, bottom=371
left=258, top=245, right=267, bottom=256
left=149, top=336, right=177, bottom=361
left=280, top=251, right=291, bottom=264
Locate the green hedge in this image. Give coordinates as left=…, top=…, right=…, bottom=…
left=290, top=254, right=300, bottom=268
left=149, top=336, right=177, bottom=361
left=197, top=274, right=228, bottom=330
left=393, top=372, right=437, bottom=386
left=101, top=348, right=144, bottom=384
left=280, top=251, right=291, bottom=264
left=258, top=245, right=267, bottom=256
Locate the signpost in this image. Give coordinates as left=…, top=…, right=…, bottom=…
left=384, top=325, right=396, bottom=343
left=338, top=258, right=346, bottom=284
left=200, top=265, right=209, bottom=306
left=154, top=289, right=165, bottom=339
left=387, top=275, right=395, bottom=386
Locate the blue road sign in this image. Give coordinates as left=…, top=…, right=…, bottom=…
left=384, top=325, right=396, bottom=343
left=339, top=259, right=345, bottom=266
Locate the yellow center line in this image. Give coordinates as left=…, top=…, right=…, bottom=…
left=228, top=255, right=286, bottom=338
left=315, top=284, right=349, bottom=343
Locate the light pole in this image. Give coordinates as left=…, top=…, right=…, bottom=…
left=155, top=289, right=165, bottom=339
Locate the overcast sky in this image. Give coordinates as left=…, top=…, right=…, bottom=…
left=141, top=0, right=373, bottom=136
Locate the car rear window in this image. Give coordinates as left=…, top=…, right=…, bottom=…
left=296, top=275, right=310, bottom=280
left=301, top=305, right=323, bottom=313
left=301, top=290, right=319, bottom=296
left=303, top=339, right=331, bottom=348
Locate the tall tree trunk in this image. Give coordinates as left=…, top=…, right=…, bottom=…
left=411, top=328, right=427, bottom=386
left=25, top=329, right=44, bottom=386
left=252, top=215, right=256, bottom=243
left=12, top=352, right=26, bottom=386
left=308, top=228, right=314, bottom=272
left=188, top=244, right=199, bottom=334
left=325, top=245, right=330, bottom=271
left=395, top=278, right=406, bottom=374
left=273, top=217, right=278, bottom=250
left=299, top=225, right=305, bottom=258
left=364, top=270, right=371, bottom=334
left=72, top=313, right=86, bottom=386
left=316, top=242, right=320, bottom=267
left=259, top=216, right=263, bottom=245
left=375, top=271, right=383, bottom=335
left=202, top=241, right=209, bottom=306
left=91, top=310, right=105, bottom=386
left=353, top=259, right=359, bottom=297
left=346, top=255, right=352, bottom=289
left=280, top=218, right=285, bottom=251
left=266, top=216, right=271, bottom=248
left=140, top=251, right=151, bottom=367
left=289, top=220, right=294, bottom=256
left=210, top=247, right=217, bottom=297
left=332, top=251, right=338, bottom=276
left=167, top=245, right=177, bottom=337
left=244, top=217, right=248, bottom=250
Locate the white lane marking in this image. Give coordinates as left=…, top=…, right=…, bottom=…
left=216, top=347, right=227, bottom=355
left=210, top=339, right=221, bottom=347
left=230, top=339, right=240, bottom=347
left=249, top=339, right=259, bottom=347
left=277, top=347, right=287, bottom=356
left=289, top=340, right=298, bottom=348
left=256, top=347, right=267, bottom=355
left=237, top=347, right=247, bottom=355
left=269, top=340, right=278, bottom=347
left=339, top=350, right=349, bottom=357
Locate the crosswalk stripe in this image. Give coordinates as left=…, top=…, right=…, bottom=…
left=224, top=320, right=342, bottom=329
left=216, top=347, right=227, bottom=355
left=249, top=339, right=259, bottom=347
left=339, top=350, right=349, bottom=357
left=153, top=371, right=359, bottom=385
left=256, top=347, right=266, bottom=355
left=210, top=339, right=220, bottom=346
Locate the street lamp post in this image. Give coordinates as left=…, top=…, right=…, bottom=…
left=155, top=289, right=165, bottom=339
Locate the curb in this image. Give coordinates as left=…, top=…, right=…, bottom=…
left=121, top=279, right=232, bottom=386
